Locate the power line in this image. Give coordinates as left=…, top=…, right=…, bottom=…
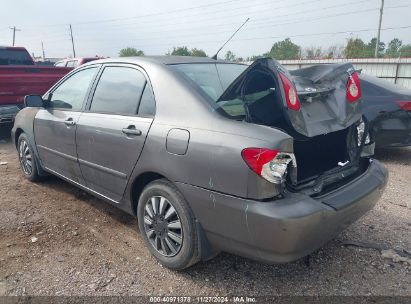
left=23, top=0, right=249, bottom=29
left=92, top=24, right=411, bottom=51
left=73, top=0, right=368, bottom=32
left=44, top=5, right=383, bottom=44
left=27, top=0, right=374, bottom=42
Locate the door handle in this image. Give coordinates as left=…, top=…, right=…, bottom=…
left=122, top=125, right=142, bottom=136
left=64, top=118, right=76, bottom=126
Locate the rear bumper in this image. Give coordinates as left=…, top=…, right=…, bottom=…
left=176, top=159, right=388, bottom=263
left=0, top=104, right=23, bottom=124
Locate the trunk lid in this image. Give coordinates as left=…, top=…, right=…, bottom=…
left=217, top=58, right=362, bottom=138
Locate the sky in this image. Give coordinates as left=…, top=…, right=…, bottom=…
left=0, top=0, right=410, bottom=59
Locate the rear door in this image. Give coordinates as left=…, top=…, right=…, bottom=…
left=75, top=64, right=155, bottom=202
left=34, top=66, right=99, bottom=183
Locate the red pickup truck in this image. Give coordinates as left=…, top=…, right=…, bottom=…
left=0, top=47, right=72, bottom=124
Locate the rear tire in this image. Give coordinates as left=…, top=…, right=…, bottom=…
left=17, top=133, right=41, bottom=182
left=137, top=179, right=200, bottom=270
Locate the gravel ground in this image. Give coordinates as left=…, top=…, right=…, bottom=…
left=0, top=128, right=410, bottom=297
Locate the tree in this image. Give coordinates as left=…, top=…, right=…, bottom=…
left=344, top=38, right=367, bottom=58
left=385, top=38, right=402, bottom=58
left=304, top=46, right=322, bottom=59
left=224, top=50, right=236, bottom=62
left=170, top=46, right=191, bottom=56
left=169, top=46, right=207, bottom=57
left=119, top=47, right=144, bottom=57
left=190, top=48, right=207, bottom=57
left=324, top=45, right=345, bottom=59
left=367, top=38, right=385, bottom=57
left=399, top=44, right=411, bottom=57
left=268, top=38, right=301, bottom=60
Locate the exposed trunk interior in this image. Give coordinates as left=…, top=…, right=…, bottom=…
left=293, top=128, right=350, bottom=182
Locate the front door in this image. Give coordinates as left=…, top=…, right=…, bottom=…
left=76, top=65, right=156, bottom=202
left=34, top=66, right=99, bottom=183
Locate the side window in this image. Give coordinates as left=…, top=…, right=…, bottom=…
left=49, top=67, right=98, bottom=111
left=90, top=66, right=146, bottom=115
left=138, top=83, right=155, bottom=116
left=66, top=60, right=76, bottom=68
left=54, top=61, right=65, bottom=67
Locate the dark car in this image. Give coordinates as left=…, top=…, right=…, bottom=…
left=11, top=57, right=387, bottom=270
left=360, top=74, right=411, bottom=148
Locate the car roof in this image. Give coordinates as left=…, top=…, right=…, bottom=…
left=84, top=56, right=234, bottom=66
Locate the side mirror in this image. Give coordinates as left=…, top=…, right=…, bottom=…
left=24, top=95, right=44, bottom=107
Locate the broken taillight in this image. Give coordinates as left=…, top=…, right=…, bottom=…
left=346, top=71, right=361, bottom=103
left=278, top=72, right=301, bottom=111
left=241, top=148, right=296, bottom=184
left=396, top=100, right=411, bottom=111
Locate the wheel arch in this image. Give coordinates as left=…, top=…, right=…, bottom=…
left=130, top=171, right=167, bottom=216
left=14, top=127, right=24, bottom=148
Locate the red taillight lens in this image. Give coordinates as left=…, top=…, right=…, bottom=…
left=346, top=72, right=361, bottom=103
left=241, top=148, right=278, bottom=175
left=396, top=101, right=411, bottom=111
left=278, top=72, right=301, bottom=111
left=241, top=148, right=296, bottom=184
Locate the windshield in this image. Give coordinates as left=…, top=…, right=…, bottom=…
left=0, top=49, right=34, bottom=65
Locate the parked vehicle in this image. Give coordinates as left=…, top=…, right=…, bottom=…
left=0, top=46, right=72, bottom=124
left=12, top=57, right=388, bottom=270
left=54, top=57, right=104, bottom=68
left=360, top=74, right=411, bottom=148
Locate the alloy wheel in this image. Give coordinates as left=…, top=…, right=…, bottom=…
left=143, top=196, right=183, bottom=257
left=19, top=139, right=32, bottom=176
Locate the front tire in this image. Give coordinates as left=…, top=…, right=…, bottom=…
left=17, top=133, right=41, bottom=182
left=137, top=179, right=200, bottom=270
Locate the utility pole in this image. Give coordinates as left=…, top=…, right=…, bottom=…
left=41, top=41, right=45, bottom=60
left=9, top=26, right=21, bottom=46
left=375, top=0, right=384, bottom=58
left=69, top=24, right=76, bottom=58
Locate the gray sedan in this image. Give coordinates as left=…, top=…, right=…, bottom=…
left=12, top=56, right=388, bottom=269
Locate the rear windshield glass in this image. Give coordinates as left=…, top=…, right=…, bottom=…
left=170, top=63, right=247, bottom=101
left=170, top=63, right=248, bottom=119
left=0, top=49, right=33, bottom=65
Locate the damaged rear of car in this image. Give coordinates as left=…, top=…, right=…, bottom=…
left=215, top=59, right=376, bottom=198
left=172, top=58, right=388, bottom=264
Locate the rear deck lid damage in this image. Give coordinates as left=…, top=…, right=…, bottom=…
left=217, top=58, right=362, bottom=138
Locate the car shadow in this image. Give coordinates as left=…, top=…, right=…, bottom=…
left=374, top=147, right=411, bottom=165
left=39, top=176, right=136, bottom=228
left=0, top=123, right=12, bottom=142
